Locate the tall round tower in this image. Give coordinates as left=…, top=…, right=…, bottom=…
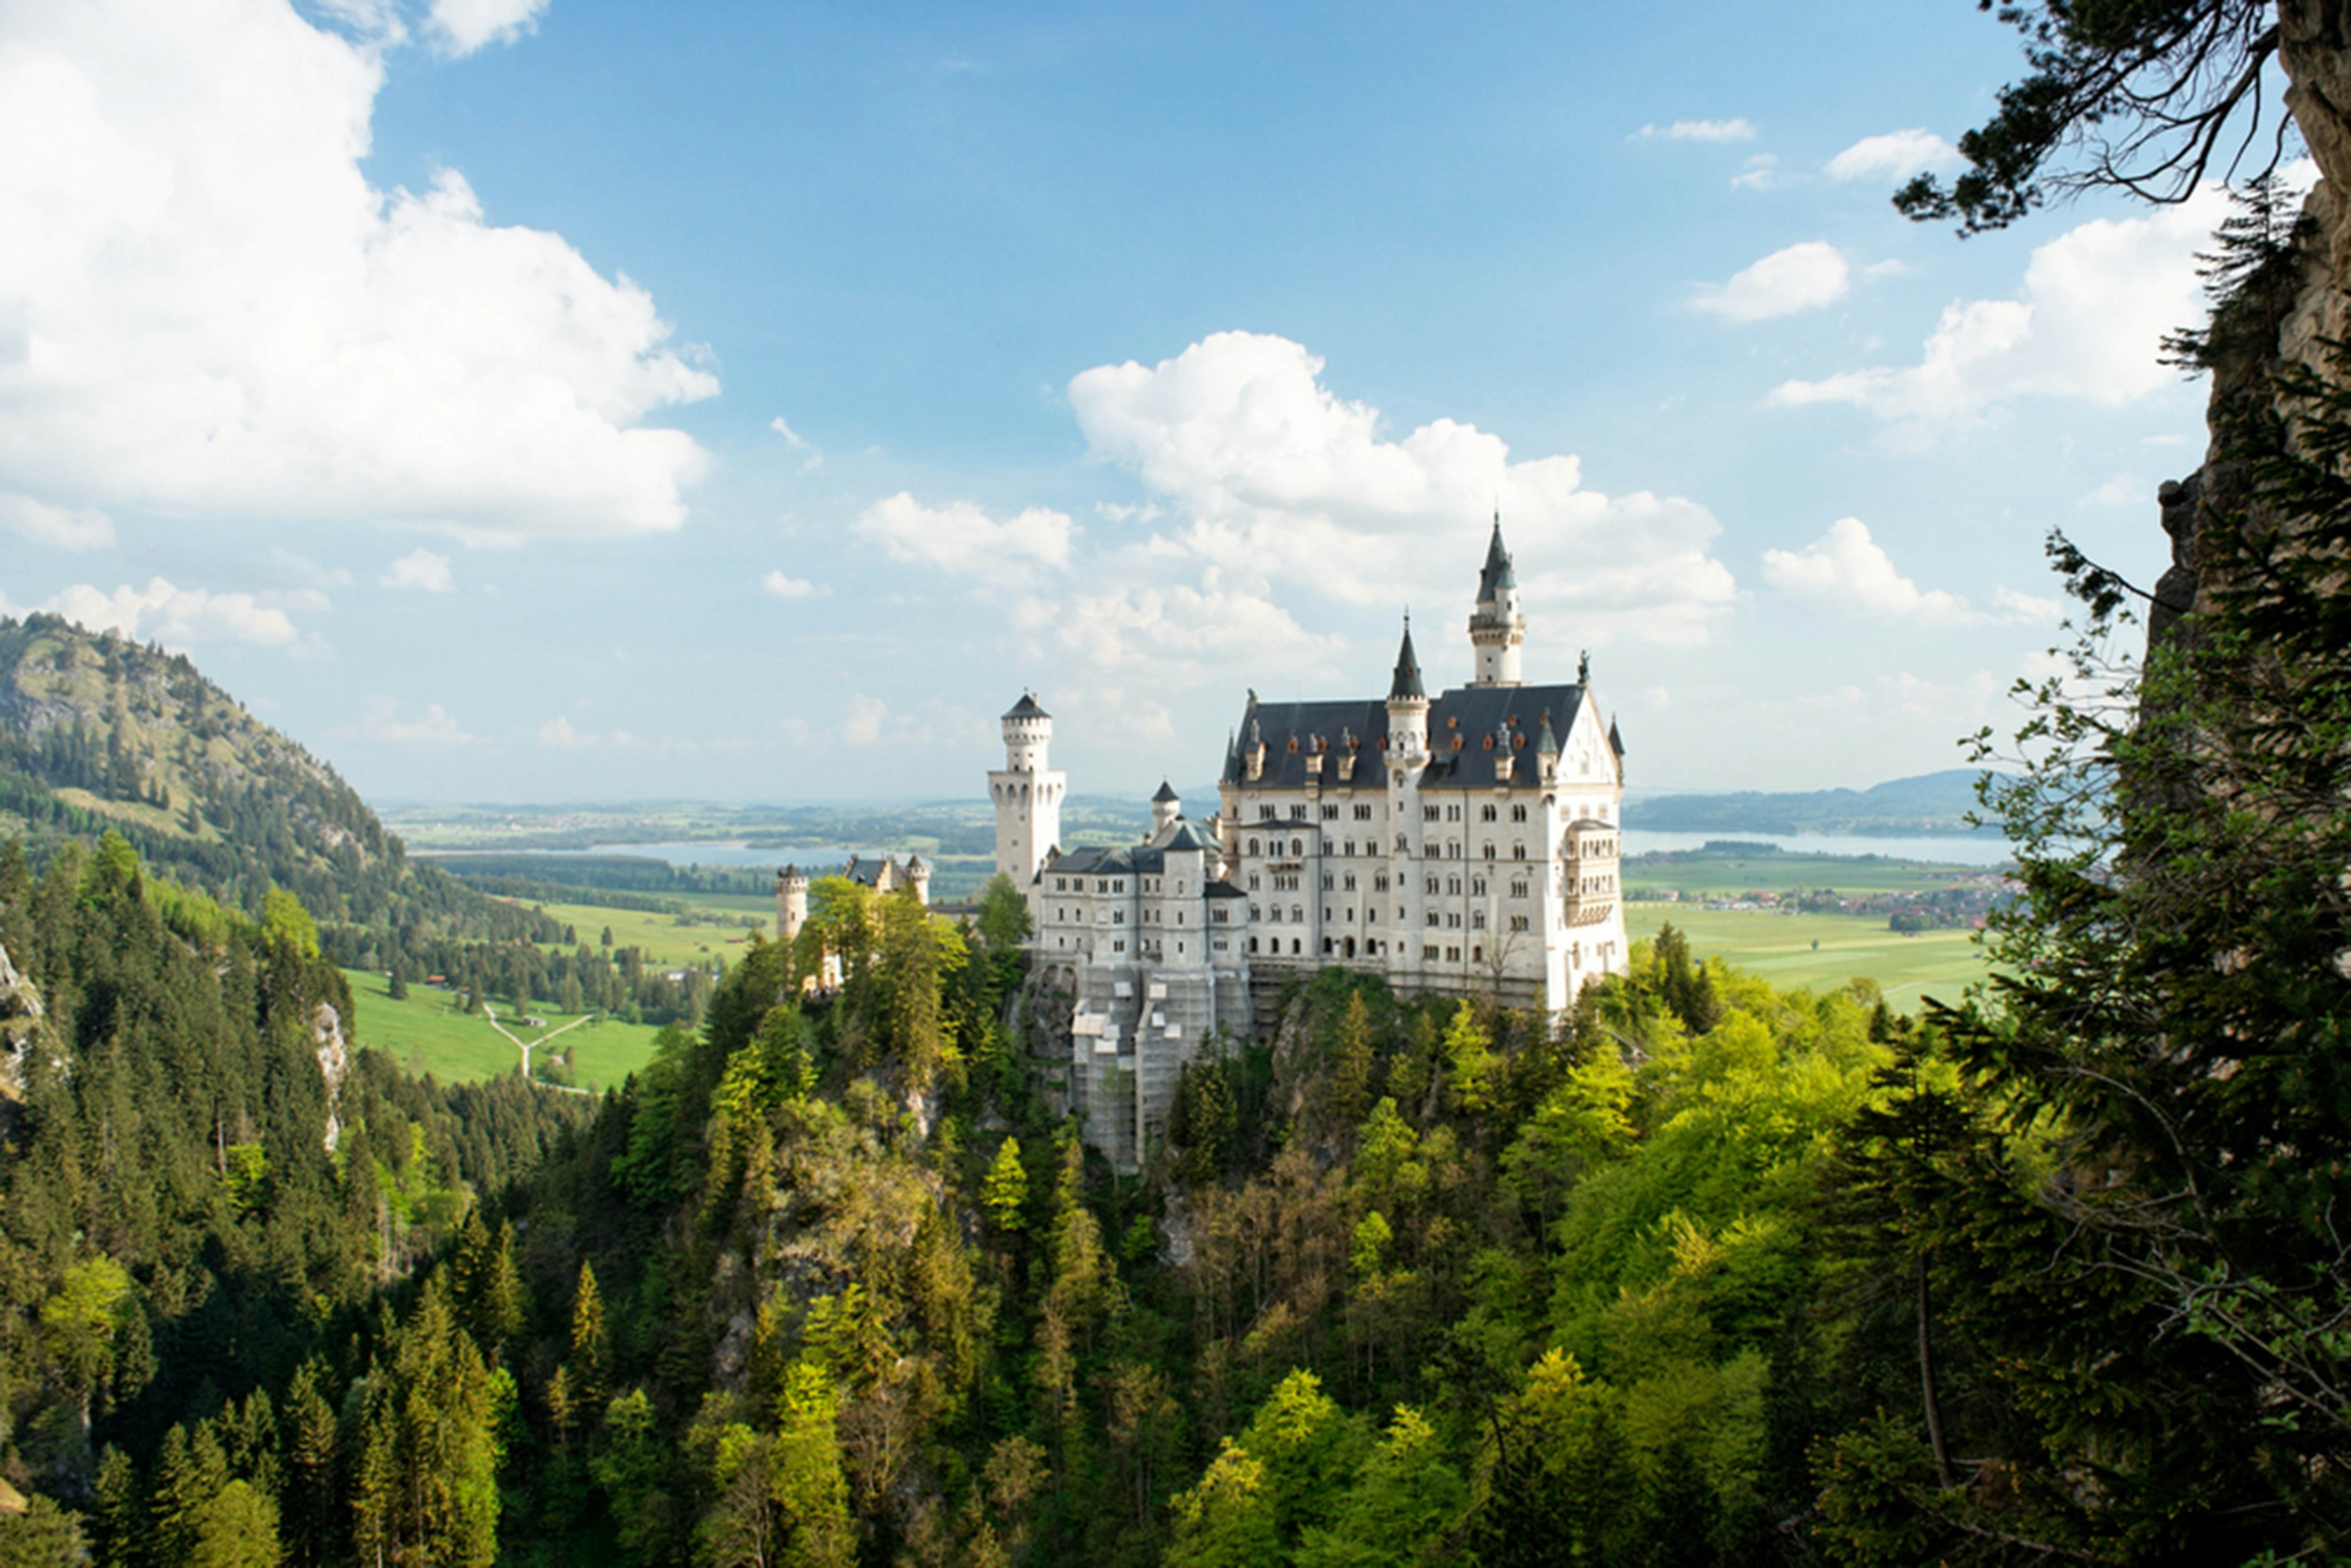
left=1384, top=617, right=1430, bottom=762
left=990, top=693, right=1066, bottom=897
left=1468, top=516, right=1526, bottom=687
left=1151, top=780, right=1182, bottom=835
left=775, top=864, right=809, bottom=941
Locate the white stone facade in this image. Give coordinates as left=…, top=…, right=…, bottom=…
left=991, top=523, right=1627, bottom=1166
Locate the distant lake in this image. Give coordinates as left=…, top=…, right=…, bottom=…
left=1621, top=830, right=2014, bottom=866
left=560, top=833, right=2017, bottom=872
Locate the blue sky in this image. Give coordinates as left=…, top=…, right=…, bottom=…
left=0, top=0, right=2246, bottom=802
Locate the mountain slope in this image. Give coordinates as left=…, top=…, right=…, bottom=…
left=0, top=614, right=552, bottom=942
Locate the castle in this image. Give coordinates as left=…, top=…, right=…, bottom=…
left=994, top=522, right=1628, bottom=1168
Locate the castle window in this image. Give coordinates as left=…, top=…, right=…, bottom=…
left=1426, top=912, right=1439, bottom=927
left=1115, top=880, right=1125, bottom=892
left=1447, top=913, right=1461, bottom=929
left=1113, top=939, right=1125, bottom=953
left=1353, top=804, right=1372, bottom=820
left=1373, top=873, right=1389, bottom=892
left=1290, top=804, right=1305, bottom=820
left=1472, top=912, right=1486, bottom=930
left=1511, top=880, right=1528, bottom=898
left=1321, top=804, right=1339, bottom=820
left=1260, top=806, right=1276, bottom=821
left=1512, top=804, right=1528, bottom=822
left=1213, top=907, right=1228, bottom=923
left=1323, top=938, right=1333, bottom=954
left=1447, top=877, right=1460, bottom=895
left=1481, top=804, right=1497, bottom=821
left=1424, top=944, right=1440, bottom=960
left=1510, top=915, right=1530, bottom=932
left=1513, top=844, right=1527, bottom=861
left=1178, top=942, right=1184, bottom=954
left=1483, top=843, right=1496, bottom=860
left=1247, top=875, right=1260, bottom=890
left=1322, top=874, right=1334, bottom=890
left=1343, top=874, right=1356, bottom=891
left=1472, top=877, right=1486, bottom=896
left=1447, top=946, right=1460, bottom=961
left=1291, top=905, right=1303, bottom=922
left=1447, top=804, right=1462, bottom=822
left=1471, top=945, right=1483, bottom=963
left=1249, top=937, right=1259, bottom=953
left=1292, top=838, right=1303, bottom=856
left=1425, top=876, right=1439, bottom=895
left=1424, top=805, right=1440, bottom=821
left=1342, top=839, right=1354, bottom=857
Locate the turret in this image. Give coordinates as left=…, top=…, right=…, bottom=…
left=1385, top=616, right=1429, bottom=761
left=905, top=853, right=931, bottom=906
left=1152, top=780, right=1182, bottom=835
left=1468, top=515, right=1526, bottom=687
left=775, top=864, right=810, bottom=942
left=991, top=692, right=1066, bottom=897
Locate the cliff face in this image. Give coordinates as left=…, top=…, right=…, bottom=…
left=2163, top=7, right=2351, bottom=632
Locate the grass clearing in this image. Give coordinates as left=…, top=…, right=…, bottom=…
left=1623, top=849, right=2005, bottom=899
left=492, top=897, right=766, bottom=971
left=339, top=967, right=665, bottom=1093
left=1637, top=907, right=1991, bottom=1014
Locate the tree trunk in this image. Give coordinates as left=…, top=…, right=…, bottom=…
left=1918, top=1253, right=1955, bottom=1489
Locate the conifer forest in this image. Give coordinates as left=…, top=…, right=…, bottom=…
left=6, top=0, right=2351, bottom=1562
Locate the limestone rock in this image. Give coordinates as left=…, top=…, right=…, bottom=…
left=0, top=939, right=44, bottom=1103
left=313, top=1000, right=349, bottom=1151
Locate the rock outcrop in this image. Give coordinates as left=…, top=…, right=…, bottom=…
left=314, top=1000, right=349, bottom=1151
left=0, top=939, right=44, bottom=1103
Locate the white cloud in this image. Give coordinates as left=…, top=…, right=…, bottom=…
left=0, top=494, right=112, bottom=550
left=837, top=693, right=991, bottom=750
left=771, top=415, right=822, bottom=471
left=1827, top=128, right=1962, bottom=182
left=537, top=714, right=596, bottom=748
left=1762, top=518, right=1974, bottom=624
left=1729, top=154, right=1787, bottom=191
left=381, top=547, right=454, bottom=592
left=1990, top=584, right=2066, bottom=623
left=1762, top=518, right=2061, bottom=628
left=427, top=0, right=550, bottom=57
left=0, top=2, right=714, bottom=542
left=1011, top=567, right=1342, bottom=682
left=1693, top=241, right=1850, bottom=322
left=269, top=547, right=352, bottom=588
left=32, top=575, right=303, bottom=646
left=760, top=570, right=823, bottom=599
left=1633, top=118, right=1756, bottom=142
left=1064, top=331, right=1737, bottom=647
left=349, top=696, right=471, bottom=747
left=852, top=492, right=1074, bottom=590
left=1769, top=184, right=2232, bottom=444
left=2077, top=472, right=2146, bottom=507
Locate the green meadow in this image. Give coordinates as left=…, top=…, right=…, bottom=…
left=1639, top=908, right=1991, bottom=1014
left=501, top=896, right=769, bottom=971
left=1621, top=846, right=2006, bottom=899
left=339, top=967, right=665, bottom=1093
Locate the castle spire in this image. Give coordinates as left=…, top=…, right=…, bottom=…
left=1477, top=517, right=1516, bottom=604
left=1389, top=614, right=1425, bottom=701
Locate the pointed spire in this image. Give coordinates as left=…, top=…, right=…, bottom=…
left=1608, top=717, right=1625, bottom=756
left=1152, top=780, right=1180, bottom=803
left=1477, top=516, right=1516, bottom=602
left=1536, top=709, right=1558, bottom=756
left=1389, top=613, right=1425, bottom=701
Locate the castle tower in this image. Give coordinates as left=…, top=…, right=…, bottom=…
left=905, top=853, right=931, bottom=906
left=775, top=864, right=809, bottom=941
left=1151, top=780, right=1181, bottom=835
left=990, top=693, right=1065, bottom=895
left=1384, top=618, right=1429, bottom=762
left=1467, top=516, right=1526, bottom=687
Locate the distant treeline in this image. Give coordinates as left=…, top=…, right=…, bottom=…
left=418, top=853, right=770, bottom=898
left=1625, top=768, right=1994, bottom=836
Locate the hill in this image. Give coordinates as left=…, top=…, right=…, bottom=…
left=1623, top=767, right=1992, bottom=836
left=0, top=614, right=554, bottom=945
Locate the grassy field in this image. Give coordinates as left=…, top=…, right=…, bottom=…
left=505, top=897, right=767, bottom=971
left=1633, top=908, right=1991, bottom=1014
left=1623, top=848, right=2006, bottom=899
left=339, top=967, right=665, bottom=1092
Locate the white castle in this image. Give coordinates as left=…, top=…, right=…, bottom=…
left=994, top=522, right=1628, bottom=1168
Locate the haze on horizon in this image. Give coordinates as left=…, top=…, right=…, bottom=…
left=0, top=0, right=2224, bottom=805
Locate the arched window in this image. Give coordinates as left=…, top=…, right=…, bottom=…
left=1292, top=837, right=1304, bottom=856
left=1248, top=837, right=1260, bottom=856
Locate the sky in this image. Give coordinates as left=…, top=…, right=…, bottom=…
left=0, top=0, right=2263, bottom=803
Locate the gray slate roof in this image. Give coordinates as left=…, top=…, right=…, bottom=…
left=1004, top=693, right=1049, bottom=720
left=1476, top=520, right=1516, bottom=601
left=1152, top=780, right=1180, bottom=802
left=1389, top=622, right=1425, bottom=700
left=1232, top=682, right=1590, bottom=793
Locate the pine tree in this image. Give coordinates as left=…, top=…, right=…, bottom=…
left=568, top=1263, right=609, bottom=1412
left=981, top=1137, right=1028, bottom=1235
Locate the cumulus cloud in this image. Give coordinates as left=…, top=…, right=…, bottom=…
left=838, top=693, right=991, bottom=750
left=1826, top=128, right=1962, bottom=182
left=1633, top=118, right=1756, bottom=142
left=0, top=494, right=113, bottom=551
left=382, top=547, right=453, bottom=592
left=852, top=493, right=1074, bottom=590
left=760, top=570, right=823, bottom=599
left=31, top=576, right=305, bottom=646
left=1692, top=241, right=1849, bottom=321
left=1762, top=518, right=2058, bottom=626
left=2077, top=472, right=2146, bottom=507
left=1768, top=184, right=2233, bottom=444
left=427, top=0, right=550, bottom=57
left=0, top=1, right=714, bottom=543
left=1064, top=331, right=1738, bottom=647
left=536, top=715, right=597, bottom=748
left=1729, top=154, right=1788, bottom=191
left=1010, top=567, right=1343, bottom=681
left=347, top=696, right=471, bottom=747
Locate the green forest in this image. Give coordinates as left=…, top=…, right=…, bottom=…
left=5, top=3, right=2351, bottom=1563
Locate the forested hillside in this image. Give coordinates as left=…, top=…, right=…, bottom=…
left=0, top=615, right=560, bottom=946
